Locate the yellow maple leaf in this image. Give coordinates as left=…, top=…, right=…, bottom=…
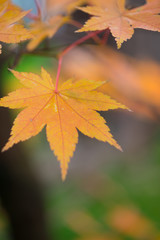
left=0, top=68, right=126, bottom=180
left=77, top=0, right=160, bottom=48
left=0, top=0, right=32, bottom=51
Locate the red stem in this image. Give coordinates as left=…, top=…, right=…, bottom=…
left=55, top=57, right=62, bottom=93
left=60, top=30, right=103, bottom=58
left=27, top=0, right=41, bottom=20
left=101, top=28, right=110, bottom=45
left=27, top=12, right=39, bottom=20
left=35, top=0, right=41, bottom=17
left=68, top=19, right=83, bottom=29
left=68, top=20, right=102, bottom=44
left=54, top=30, right=103, bottom=92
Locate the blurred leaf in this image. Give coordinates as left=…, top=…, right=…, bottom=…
left=62, top=45, right=160, bottom=120
left=107, top=206, right=158, bottom=238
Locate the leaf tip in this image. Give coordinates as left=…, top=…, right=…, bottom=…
left=2, top=137, right=14, bottom=153
left=8, top=68, right=15, bottom=74
left=60, top=161, right=69, bottom=181
left=117, top=43, right=122, bottom=49
left=115, top=143, right=123, bottom=152
left=116, top=38, right=123, bottom=49
left=2, top=145, right=8, bottom=153
left=61, top=169, right=67, bottom=181
left=75, top=28, right=83, bottom=33
left=119, top=145, right=123, bottom=152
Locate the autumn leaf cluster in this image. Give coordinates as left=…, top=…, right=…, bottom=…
left=0, top=0, right=160, bottom=179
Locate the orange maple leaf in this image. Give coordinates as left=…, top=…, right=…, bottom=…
left=0, top=0, right=32, bottom=52
left=77, top=0, right=160, bottom=48
left=0, top=68, right=126, bottom=180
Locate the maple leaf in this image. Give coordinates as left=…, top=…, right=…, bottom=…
left=77, top=0, right=160, bottom=48
left=0, top=0, right=32, bottom=50
left=0, top=68, right=126, bottom=180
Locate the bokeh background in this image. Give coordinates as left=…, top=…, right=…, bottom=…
left=0, top=0, right=160, bottom=239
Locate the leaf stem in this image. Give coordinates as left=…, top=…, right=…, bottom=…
left=68, top=20, right=102, bottom=44
left=27, top=0, right=41, bottom=20
left=68, top=19, right=83, bottom=28
left=27, top=12, right=39, bottom=20
left=55, top=57, right=62, bottom=93
left=60, top=30, right=103, bottom=58
left=35, top=0, right=41, bottom=17
left=101, top=28, right=110, bottom=45
left=54, top=30, right=103, bottom=92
